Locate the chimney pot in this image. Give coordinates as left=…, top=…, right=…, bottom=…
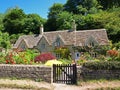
left=40, top=24, right=44, bottom=34
left=72, top=20, right=76, bottom=31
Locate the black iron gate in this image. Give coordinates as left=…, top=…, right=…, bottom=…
left=53, top=64, right=77, bottom=84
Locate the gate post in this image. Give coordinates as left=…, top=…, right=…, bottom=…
left=53, top=64, right=56, bottom=83
left=73, top=64, right=77, bottom=84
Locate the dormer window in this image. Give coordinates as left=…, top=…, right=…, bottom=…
left=55, top=42, right=60, bottom=47
left=90, top=42, right=94, bottom=47
left=55, top=38, right=60, bottom=47
left=21, top=44, right=26, bottom=50
left=41, top=43, right=45, bottom=49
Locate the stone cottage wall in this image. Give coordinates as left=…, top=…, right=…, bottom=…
left=0, top=64, right=52, bottom=83
left=77, top=66, right=120, bottom=81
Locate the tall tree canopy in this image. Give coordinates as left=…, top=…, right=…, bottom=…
left=3, top=7, right=46, bottom=34
left=45, top=3, right=64, bottom=31
left=98, top=0, right=120, bottom=10
left=23, top=14, right=46, bottom=34
left=3, top=7, right=26, bottom=34
left=0, top=13, right=4, bottom=31
left=64, top=0, right=101, bottom=15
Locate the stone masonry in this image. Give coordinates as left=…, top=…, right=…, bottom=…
left=77, top=66, right=120, bottom=81
left=0, top=64, right=52, bottom=83
left=0, top=64, right=120, bottom=83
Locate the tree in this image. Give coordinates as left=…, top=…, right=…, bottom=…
left=0, top=13, right=4, bottom=31
left=64, top=0, right=101, bottom=15
left=3, top=7, right=46, bottom=34
left=45, top=3, right=64, bottom=31
left=56, top=11, right=73, bottom=30
left=3, top=7, right=26, bottom=34
left=98, top=0, right=120, bottom=10
left=23, top=14, right=46, bottom=34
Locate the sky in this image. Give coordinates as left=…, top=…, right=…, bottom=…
left=0, top=0, right=66, bottom=18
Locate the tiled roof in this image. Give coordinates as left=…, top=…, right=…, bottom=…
left=13, top=29, right=109, bottom=48
left=13, top=35, right=42, bottom=48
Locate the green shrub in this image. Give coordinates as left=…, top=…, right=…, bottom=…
left=4, top=49, right=38, bottom=64
left=58, top=59, right=72, bottom=64
left=82, top=61, right=120, bottom=70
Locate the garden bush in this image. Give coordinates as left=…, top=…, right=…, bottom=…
left=107, top=49, right=120, bottom=61
left=5, top=49, right=38, bottom=64
left=83, top=61, right=120, bottom=70
left=34, top=52, right=56, bottom=63
left=58, top=59, right=72, bottom=64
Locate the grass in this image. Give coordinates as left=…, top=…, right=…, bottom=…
left=95, top=87, right=120, bottom=90
left=0, top=78, right=54, bottom=90
left=77, top=79, right=120, bottom=90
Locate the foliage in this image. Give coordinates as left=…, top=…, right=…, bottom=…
left=23, top=14, right=46, bottom=34
left=3, top=7, right=26, bottom=34
left=0, top=52, right=6, bottom=64
left=0, top=31, right=11, bottom=49
left=98, top=0, right=120, bottom=10
left=5, top=49, right=38, bottom=64
left=64, top=0, right=101, bottom=15
left=56, top=11, right=74, bottom=30
left=107, top=49, right=120, bottom=61
left=2, top=7, right=46, bottom=34
left=83, top=61, right=120, bottom=70
left=10, top=33, right=24, bottom=44
left=0, top=13, right=4, bottom=31
left=54, top=46, right=71, bottom=59
left=114, top=42, right=120, bottom=49
left=58, top=59, right=72, bottom=64
left=34, top=52, right=56, bottom=63
left=45, top=3, right=64, bottom=31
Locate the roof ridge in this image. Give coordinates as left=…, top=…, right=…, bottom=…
left=76, top=29, right=106, bottom=32
left=44, top=30, right=69, bottom=34
left=44, top=28, right=105, bottom=34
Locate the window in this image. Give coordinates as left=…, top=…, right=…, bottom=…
left=21, top=44, right=26, bottom=50
left=41, top=43, right=45, bottom=49
left=75, top=52, right=80, bottom=60
left=90, top=42, right=94, bottom=47
left=55, top=42, right=60, bottom=47
left=55, top=38, right=60, bottom=47
left=90, top=52, right=97, bottom=58
left=56, top=53, right=61, bottom=58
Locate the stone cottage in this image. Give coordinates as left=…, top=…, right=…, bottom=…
left=13, top=24, right=109, bottom=60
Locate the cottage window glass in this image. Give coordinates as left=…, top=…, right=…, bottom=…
left=55, top=38, right=60, bottom=47
left=41, top=43, right=45, bottom=49
left=90, top=42, right=94, bottom=47
left=21, top=44, right=26, bottom=50
left=56, top=53, right=61, bottom=58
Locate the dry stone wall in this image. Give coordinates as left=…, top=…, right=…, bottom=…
left=0, top=64, right=52, bottom=83
left=77, top=66, right=120, bottom=81
left=0, top=64, right=120, bottom=83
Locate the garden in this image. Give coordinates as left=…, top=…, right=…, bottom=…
left=0, top=44, right=120, bottom=66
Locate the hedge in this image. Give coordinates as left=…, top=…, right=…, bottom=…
left=82, top=61, right=120, bottom=70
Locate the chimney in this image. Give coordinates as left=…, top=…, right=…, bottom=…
left=40, top=24, right=44, bottom=34
left=72, top=20, right=76, bottom=31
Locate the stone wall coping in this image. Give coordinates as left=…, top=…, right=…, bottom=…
left=0, top=64, right=51, bottom=68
